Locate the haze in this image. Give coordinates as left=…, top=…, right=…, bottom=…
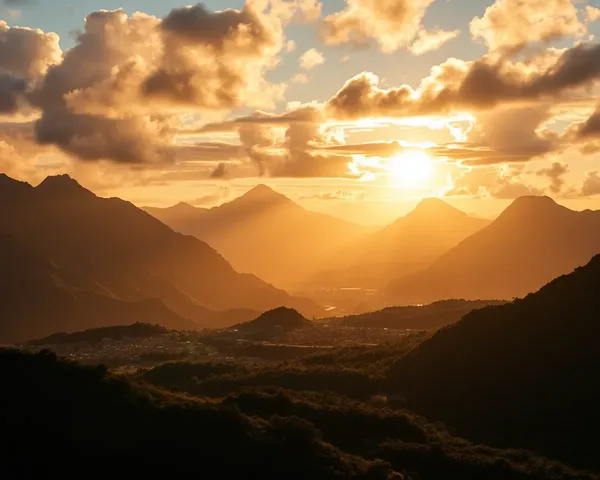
left=3, top=1, right=600, bottom=478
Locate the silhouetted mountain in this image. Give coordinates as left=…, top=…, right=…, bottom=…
left=314, top=198, right=488, bottom=289
left=386, top=196, right=600, bottom=304
left=388, top=255, right=600, bottom=469
left=0, top=233, right=193, bottom=343
left=327, top=299, right=505, bottom=330
left=145, top=185, right=367, bottom=287
left=0, top=175, right=322, bottom=339
left=232, top=307, right=313, bottom=334
left=28, top=323, right=170, bottom=346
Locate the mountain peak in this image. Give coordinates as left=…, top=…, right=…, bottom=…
left=238, top=184, right=293, bottom=205
left=0, top=173, right=33, bottom=197
left=500, top=195, right=566, bottom=220
left=237, top=307, right=311, bottom=332
left=36, top=175, right=92, bottom=197
left=408, top=197, right=466, bottom=218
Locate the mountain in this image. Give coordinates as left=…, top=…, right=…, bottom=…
left=327, top=299, right=505, bottom=330
left=386, top=196, right=600, bottom=304
left=0, top=233, right=193, bottom=344
left=145, top=185, right=367, bottom=287
left=28, top=323, right=170, bottom=347
left=313, top=198, right=488, bottom=289
left=0, top=174, right=322, bottom=338
left=387, top=255, right=600, bottom=470
left=231, top=307, right=313, bottom=334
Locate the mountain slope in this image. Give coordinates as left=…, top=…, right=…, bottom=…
left=314, top=198, right=488, bottom=289
left=327, top=299, right=505, bottom=330
left=386, top=196, right=600, bottom=303
left=233, top=307, right=313, bottom=333
left=0, top=175, right=323, bottom=331
left=0, top=233, right=194, bottom=343
left=387, top=254, right=600, bottom=470
left=146, top=185, right=367, bottom=287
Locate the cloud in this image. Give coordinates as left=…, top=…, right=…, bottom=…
left=581, top=171, right=600, bottom=196
left=537, top=162, right=569, bottom=194
left=211, top=162, right=229, bottom=179
left=409, top=29, right=460, bottom=55
left=0, top=2, right=316, bottom=165
left=0, top=22, right=61, bottom=113
left=187, top=185, right=231, bottom=206
left=326, top=43, right=600, bottom=120
left=192, top=105, right=358, bottom=178
left=586, top=6, right=600, bottom=23
left=447, top=164, right=544, bottom=199
left=470, top=0, right=586, bottom=54
left=299, top=190, right=366, bottom=201
left=0, top=74, right=27, bottom=113
left=291, top=73, right=310, bottom=84
left=0, top=21, right=61, bottom=79
left=299, top=48, right=325, bottom=70
left=321, top=0, right=436, bottom=53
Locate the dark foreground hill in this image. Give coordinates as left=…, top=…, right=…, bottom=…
left=388, top=254, right=600, bottom=470
left=327, top=300, right=505, bottom=330
left=1, top=349, right=594, bottom=480
left=0, top=349, right=395, bottom=479
left=386, top=196, right=600, bottom=304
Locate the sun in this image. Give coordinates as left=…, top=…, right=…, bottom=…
left=387, top=150, right=434, bottom=188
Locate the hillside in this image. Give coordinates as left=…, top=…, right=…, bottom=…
left=327, top=299, right=505, bottom=330
left=314, top=198, right=488, bottom=289
left=28, top=323, right=170, bottom=346
left=0, top=349, right=396, bottom=478
left=0, top=174, right=322, bottom=337
left=146, top=185, right=367, bottom=287
left=388, top=254, right=600, bottom=470
left=233, top=307, right=313, bottom=332
left=0, top=233, right=194, bottom=344
left=386, top=196, right=600, bottom=304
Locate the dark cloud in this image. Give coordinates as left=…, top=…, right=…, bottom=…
left=537, top=162, right=569, bottom=194
left=211, top=162, right=229, bottom=179
left=327, top=43, right=600, bottom=120
left=0, top=74, right=26, bottom=113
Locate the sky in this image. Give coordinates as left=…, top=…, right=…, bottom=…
left=3, top=0, right=600, bottom=225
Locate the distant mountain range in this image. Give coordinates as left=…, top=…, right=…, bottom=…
left=327, top=299, right=505, bottom=330
left=388, top=253, right=600, bottom=470
left=385, top=196, right=600, bottom=304
left=145, top=185, right=367, bottom=287
left=0, top=174, right=323, bottom=343
left=314, top=198, right=489, bottom=288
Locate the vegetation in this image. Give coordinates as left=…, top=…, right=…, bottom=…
left=387, top=254, right=600, bottom=470
left=28, top=323, right=170, bottom=346
left=328, top=300, right=504, bottom=330
left=0, top=349, right=396, bottom=479
left=2, top=348, right=595, bottom=479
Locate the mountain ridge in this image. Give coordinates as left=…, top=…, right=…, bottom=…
left=0, top=174, right=323, bottom=341
left=385, top=195, right=600, bottom=304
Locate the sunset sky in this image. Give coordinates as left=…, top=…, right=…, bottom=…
left=3, top=0, right=600, bottom=224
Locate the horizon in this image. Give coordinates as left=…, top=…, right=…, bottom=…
left=2, top=0, right=600, bottom=226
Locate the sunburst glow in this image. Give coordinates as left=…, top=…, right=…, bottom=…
left=388, top=150, right=434, bottom=188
